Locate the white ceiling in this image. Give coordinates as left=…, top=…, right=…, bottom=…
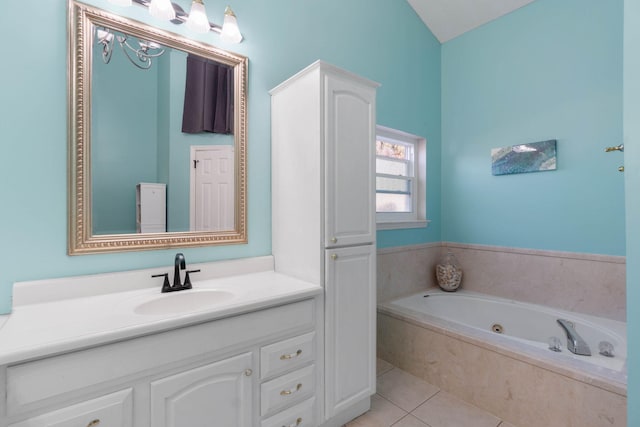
left=407, top=0, right=537, bottom=43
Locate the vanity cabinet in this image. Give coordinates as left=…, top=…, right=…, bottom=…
left=2, top=298, right=319, bottom=427
left=271, top=60, right=378, bottom=425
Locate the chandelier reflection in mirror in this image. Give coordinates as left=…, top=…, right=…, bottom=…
left=108, top=0, right=243, bottom=43
left=97, top=27, right=166, bottom=70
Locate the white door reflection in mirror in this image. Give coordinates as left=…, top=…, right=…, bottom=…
left=190, top=146, right=234, bottom=231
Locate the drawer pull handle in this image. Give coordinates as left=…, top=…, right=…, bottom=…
left=280, top=349, right=303, bottom=360
left=331, top=237, right=338, bottom=243
left=283, top=417, right=303, bottom=427
left=280, top=383, right=303, bottom=396
left=87, top=420, right=101, bottom=427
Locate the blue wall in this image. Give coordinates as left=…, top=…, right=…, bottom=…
left=624, top=0, right=640, bottom=422
left=441, top=0, right=624, bottom=255
left=0, top=0, right=441, bottom=314
left=92, top=37, right=160, bottom=234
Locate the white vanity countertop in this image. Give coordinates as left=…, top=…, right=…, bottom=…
left=0, top=258, right=322, bottom=365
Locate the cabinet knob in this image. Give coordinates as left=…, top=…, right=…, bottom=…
left=280, top=383, right=303, bottom=396
left=244, top=369, right=253, bottom=377
left=87, top=420, right=100, bottom=427
left=330, top=237, right=338, bottom=244
left=619, top=166, right=625, bottom=172
left=280, top=349, right=303, bottom=360
left=331, top=254, right=338, bottom=260
left=282, top=418, right=303, bottom=427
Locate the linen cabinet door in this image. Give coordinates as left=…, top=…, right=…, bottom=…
left=323, top=72, right=376, bottom=248
left=324, top=245, right=376, bottom=418
left=150, top=352, right=254, bottom=427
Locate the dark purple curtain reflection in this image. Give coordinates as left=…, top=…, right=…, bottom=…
left=182, top=54, right=234, bottom=134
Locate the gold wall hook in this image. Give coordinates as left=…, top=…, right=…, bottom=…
left=605, top=144, right=624, bottom=152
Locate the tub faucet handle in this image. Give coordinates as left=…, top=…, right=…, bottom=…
left=599, top=341, right=614, bottom=357
left=548, top=336, right=562, bottom=352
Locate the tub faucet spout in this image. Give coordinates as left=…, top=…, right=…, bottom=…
left=557, top=319, right=591, bottom=356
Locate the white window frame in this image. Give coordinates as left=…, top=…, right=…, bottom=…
left=375, top=125, right=429, bottom=230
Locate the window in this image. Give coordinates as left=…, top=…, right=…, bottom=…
left=375, top=125, right=428, bottom=229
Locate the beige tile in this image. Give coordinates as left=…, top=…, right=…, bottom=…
left=499, top=422, right=518, bottom=427
left=392, top=414, right=431, bottom=427
left=378, top=312, right=627, bottom=427
left=377, top=358, right=395, bottom=377
left=445, top=244, right=625, bottom=321
left=377, top=244, right=441, bottom=303
left=377, top=368, right=439, bottom=412
left=412, top=391, right=500, bottom=427
left=345, top=394, right=407, bottom=427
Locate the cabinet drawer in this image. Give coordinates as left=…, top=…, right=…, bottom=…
left=260, top=332, right=315, bottom=379
left=9, top=388, right=132, bottom=427
left=260, top=365, right=315, bottom=416
left=261, top=397, right=315, bottom=427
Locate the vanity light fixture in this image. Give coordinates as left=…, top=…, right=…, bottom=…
left=96, top=27, right=166, bottom=70
left=107, top=0, right=243, bottom=43
left=186, top=0, right=210, bottom=34
left=220, top=6, right=243, bottom=43
left=149, top=0, right=176, bottom=20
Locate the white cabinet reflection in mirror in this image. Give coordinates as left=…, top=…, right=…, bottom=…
left=136, top=183, right=166, bottom=233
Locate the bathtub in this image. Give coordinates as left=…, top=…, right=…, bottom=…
left=377, top=289, right=627, bottom=427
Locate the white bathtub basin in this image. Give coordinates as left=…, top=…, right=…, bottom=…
left=134, top=289, right=235, bottom=315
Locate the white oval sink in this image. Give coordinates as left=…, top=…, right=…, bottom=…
left=134, top=289, right=235, bottom=315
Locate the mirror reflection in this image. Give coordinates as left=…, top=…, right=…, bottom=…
left=92, top=26, right=234, bottom=235
left=68, top=2, right=247, bottom=254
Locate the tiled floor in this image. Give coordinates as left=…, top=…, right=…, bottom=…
left=344, top=359, right=517, bottom=427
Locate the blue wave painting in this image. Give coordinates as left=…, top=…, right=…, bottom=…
left=491, top=140, right=557, bottom=176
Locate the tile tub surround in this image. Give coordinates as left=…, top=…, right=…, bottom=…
left=377, top=243, right=626, bottom=321
left=377, top=313, right=627, bottom=427
left=377, top=243, right=441, bottom=303
left=443, top=243, right=626, bottom=321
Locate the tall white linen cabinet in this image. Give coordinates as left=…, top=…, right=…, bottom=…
left=271, top=60, right=378, bottom=426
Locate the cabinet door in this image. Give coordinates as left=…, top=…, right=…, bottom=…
left=150, top=352, right=253, bottom=427
left=324, top=245, right=376, bottom=418
left=324, top=72, right=376, bottom=248
left=9, top=389, right=132, bottom=427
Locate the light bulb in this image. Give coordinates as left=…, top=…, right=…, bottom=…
left=108, top=0, right=132, bottom=6
left=220, top=6, right=243, bottom=43
left=186, top=0, right=210, bottom=34
left=149, top=0, right=176, bottom=21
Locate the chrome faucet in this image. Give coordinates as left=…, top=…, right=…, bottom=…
left=151, top=253, right=200, bottom=293
left=557, top=319, right=591, bottom=356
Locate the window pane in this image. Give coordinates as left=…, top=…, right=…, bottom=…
left=376, top=140, right=408, bottom=159
left=376, top=158, right=409, bottom=176
left=376, top=193, right=412, bottom=213
left=376, top=176, right=410, bottom=194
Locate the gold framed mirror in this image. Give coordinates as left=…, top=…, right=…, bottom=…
left=68, top=1, right=247, bottom=254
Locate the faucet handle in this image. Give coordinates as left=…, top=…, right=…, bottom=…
left=152, top=273, right=172, bottom=293
left=183, top=269, right=201, bottom=289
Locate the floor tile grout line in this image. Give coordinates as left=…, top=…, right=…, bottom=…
left=390, top=412, right=435, bottom=427
left=409, top=389, right=441, bottom=415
